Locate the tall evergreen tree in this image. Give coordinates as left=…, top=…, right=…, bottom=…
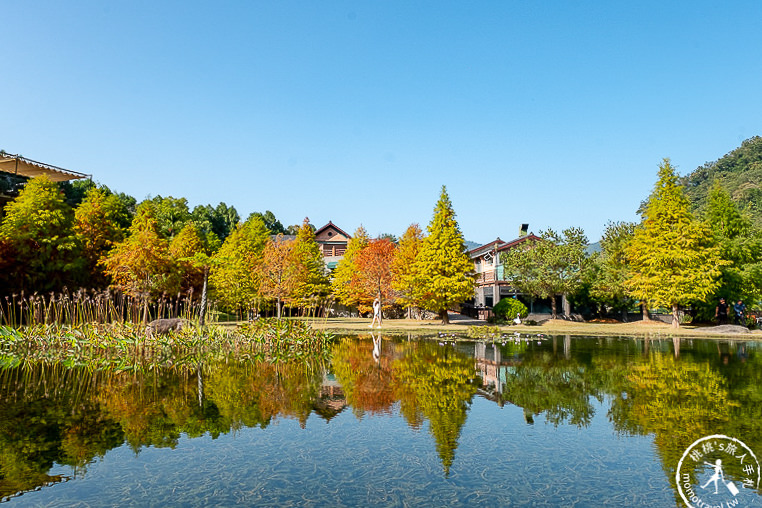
left=626, top=159, right=725, bottom=328
left=146, top=196, right=191, bottom=239
left=249, top=210, right=287, bottom=235
left=413, top=186, right=475, bottom=324
left=191, top=203, right=240, bottom=242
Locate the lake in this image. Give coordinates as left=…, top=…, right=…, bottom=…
left=1, top=333, right=761, bottom=506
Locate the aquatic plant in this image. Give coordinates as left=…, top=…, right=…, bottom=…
left=0, top=288, right=218, bottom=327
left=0, top=318, right=333, bottom=372
left=466, top=325, right=501, bottom=339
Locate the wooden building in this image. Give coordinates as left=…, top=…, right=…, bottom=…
left=469, top=232, right=540, bottom=308
left=0, top=153, right=91, bottom=208
left=314, top=221, right=352, bottom=270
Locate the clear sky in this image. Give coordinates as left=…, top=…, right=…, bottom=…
left=2, top=1, right=760, bottom=244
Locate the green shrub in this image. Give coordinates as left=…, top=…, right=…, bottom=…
left=493, top=298, right=528, bottom=322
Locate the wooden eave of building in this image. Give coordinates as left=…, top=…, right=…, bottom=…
left=468, top=238, right=506, bottom=258
left=0, top=154, right=91, bottom=182
left=495, top=234, right=541, bottom=254
left=315, top=221, right=352, bottom=241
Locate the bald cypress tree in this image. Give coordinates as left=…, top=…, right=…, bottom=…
left=292, top=218, right=329, bottom=313
left=626, top=159, right=725, bottom=328
left=413, top=186, right=475, bottom=324
left=331, top=226, right=369, bottom=310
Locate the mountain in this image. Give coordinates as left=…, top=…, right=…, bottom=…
left=680, top=136, right=762, bottom=227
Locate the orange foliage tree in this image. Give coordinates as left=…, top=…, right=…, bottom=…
left=100, top=204, right=177, bottom=322
left=257, top=235, right=303, bottom=318
left=353, top=238, right=396, bottom=309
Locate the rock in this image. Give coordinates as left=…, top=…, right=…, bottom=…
left=146, top=318, right=186, bottom=335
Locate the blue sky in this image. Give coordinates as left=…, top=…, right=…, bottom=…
left=2, top=1, right=760, bottom=244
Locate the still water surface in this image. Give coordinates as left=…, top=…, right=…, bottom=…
left=1, top=334, right=761, bottom=506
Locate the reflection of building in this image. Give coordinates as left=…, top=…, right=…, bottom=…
left=469, top=227, right=540, bottom=309
left=312, top=371, right=348, bottom=422
left=473, top=342, right=525, bottom=398
left=314, top=222, right=352, bottom=271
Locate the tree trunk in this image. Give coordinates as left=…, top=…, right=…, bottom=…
left=641, top=302, right=651, bottom=321
left=142, top=295, right=149, bottom=324
left=198, top=266, right=209, bottom=326
left=440, top=308, right=450, bottom=325
left=671, top=303, right=680, bottom=328
left=550, top=295, right=558, bottom=319
left=276, top=297, right=282, bottom=319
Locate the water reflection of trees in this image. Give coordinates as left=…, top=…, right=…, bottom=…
left=495, top=345, right=601, bottom=427
left=393, top=341, right=477, bottom=475
left=2, top=336, right=762, bottom=500
left=331, top=336, right=478, bottom=475
left=0, top=359, right=326, bottom=500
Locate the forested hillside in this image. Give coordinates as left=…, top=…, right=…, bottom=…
left=681, top=136, right=762, bottom=227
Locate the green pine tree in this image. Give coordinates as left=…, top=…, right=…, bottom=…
left=413, top=186, right=475, bottom=324
left=626, top=159, right=726, bottom=328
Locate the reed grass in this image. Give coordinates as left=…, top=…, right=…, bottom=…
left=0, top=289, right=219, bottom=327
left=0, top=318, right=334, bottom=373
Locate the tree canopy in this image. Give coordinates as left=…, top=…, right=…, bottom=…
left=392, top=223, right=424, bottom=318
left=589, top=221, right=635, bottom=318
left=501, top=227, right=588, bottom=318
left=681, top=136, right=762, bottom=229
left=626, top=159, right=725, bottom=327
left=331, top=226, right=369, bottom=310
left=354, top=238, right=396, bottom=304
left=413, top=186, right=475, bottom=324
left=209, top=215, right=270, bottom=316
left=0, top=175, right=78, bottom=293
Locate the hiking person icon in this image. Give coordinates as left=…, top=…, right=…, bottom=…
left=701, top=459, right=739, bottom=496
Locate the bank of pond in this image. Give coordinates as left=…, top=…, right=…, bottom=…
left=1, top=333, right=761, bottom=506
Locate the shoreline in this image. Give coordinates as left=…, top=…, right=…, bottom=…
left=287, top=317, right=762, bottom=340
